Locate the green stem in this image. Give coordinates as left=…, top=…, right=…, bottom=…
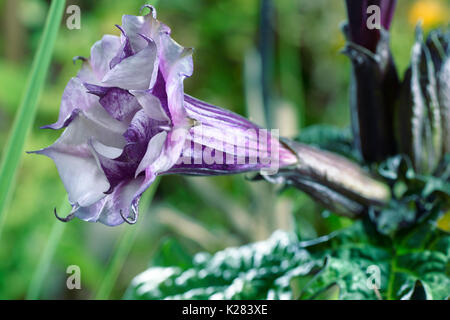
left=95, top=178, right=160, bottom=300
left=259, top=0, right=275, bottom=128
left=26, top=199, right=71, bottom=300
left=0, top=0, right=66, bottom=237
left=386, top=248, right=398, bottom=300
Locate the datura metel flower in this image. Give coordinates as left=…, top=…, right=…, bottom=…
left=31, top=6, right=297, bottom=226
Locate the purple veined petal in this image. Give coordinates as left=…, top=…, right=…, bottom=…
left=184, top=94, right=260, bottom=130
left=179, top=126, right=293, bottom=173
left=90, top=139, right=123, bottom=159
left=101, top=34, right=159, bottom=90
left=97, top=177, right=145, bottom=226
left=122, top=109, right=167, bottom=158
left=164, top=66, right=190, bottom=126
left=42, top=77, right=99, bottom=130
left=130, top=89, right=170, bottom=122
left=151, top=70, right=171, bottom=120
left=109, top=25, right=134, bottom=70
left=180, top=94, right=297, bottom=173
left=34, top=144, right=109, bottom=207
left=135, top=130, right=167, bottom=176
left=120, top=15, right=153, bottom=53
left=170, top=140, right=262, bottom=175
left=46, top=105, right=127, bottom=149
left=90, top=109, right=169, bottom=193
left=76, top=60, right=101, bottom=85
left=31, top=109, right=128, bottom=207
left=81, top=104, right=129, bottom=144
left=120, top=9, right=170, bottom=53
left=158, top=33, right=194, bottom=81
left=84, top=84, right=141, bottom=122
left=158, top=33, right=194, bottom=125
left=150, top=127, right=188, bottom=174
left=136, top=127, right=187, bottom=177
left=183, top=95, right=269, bottom=161
left=187, top=124, right=255, bottom=157
left=75, top=198, right=106, bottom=223
left=89, top=139, right=137, bottom=194
left=74, top=176, right=145, bottom=226
left=89, top=34, right=122, bottom=81
left=129, top=167, right=157, bottom=223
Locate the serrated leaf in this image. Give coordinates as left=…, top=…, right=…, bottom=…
left=125, top=219, right=450, bottom=300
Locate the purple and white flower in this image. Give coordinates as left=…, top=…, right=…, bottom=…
left=32, top=6, right=297, bottom=226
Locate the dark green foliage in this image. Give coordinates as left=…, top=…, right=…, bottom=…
left=296, top=125, right=360, bottom=162
left=373, top=155, right=449, bottom=236
left=125, top=215, right=449, bottom=300
left=126, top=127, right=449, bottom=300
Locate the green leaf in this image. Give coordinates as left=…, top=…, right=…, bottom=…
left=125, top=231, right=313, bottom=300
left=0, top=0, right=66, bottom=236
left=151, top=237, right=194, bottom=271
left=296, top=125, right=359, bottom=162
left=125, top=218, right=450, bottom=300
left=374, top=155, right=449, bottom=236
left=26, top=198, right=71, bottom=300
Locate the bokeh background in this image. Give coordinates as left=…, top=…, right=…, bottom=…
left=0, top=0, right=448, bottom=299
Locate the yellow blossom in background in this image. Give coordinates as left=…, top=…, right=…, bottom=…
left=437, top=211, right=450, bottom=232
left=408, top=0, right=450, bottom=29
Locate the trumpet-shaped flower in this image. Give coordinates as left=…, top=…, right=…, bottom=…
left=32, top=6, right=297, bottom=226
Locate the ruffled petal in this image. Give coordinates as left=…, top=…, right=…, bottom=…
left=89, top=34, right=122, bottom=81
left=159, top=34, right=193, bottom=125
left=74, top=177, right=145, bottom=226
left=109, top=25, right=134, bottom=70
left=84, top=84, right=140, bottom=121
left=101, top=35, right=158, bottom=90
left=130, top=89, right=170, bottom=122
left=42, top=77, right=99, bottom=130
left=122, top=109, right=167, bottom=159
left=90, top=109, right=168, bottom=193
left=135, top=130, right=167, bottom=176
left=36, top=144, right=108, bottom=207
left=97, top=177, right=145, bottom=226
left=89, top=139, right=137, bottom=194
left=121, top=10, right=193, bottom=125
left=75, top=198, right=106, bottom=223
left=120, top=9, right=169, bottom=53
left=147, top=127, right=188, bottom=174
left=32, top=105, right=129, bottom=206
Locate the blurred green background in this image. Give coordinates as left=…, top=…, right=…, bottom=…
left=0, top=0, right=448, bottom=299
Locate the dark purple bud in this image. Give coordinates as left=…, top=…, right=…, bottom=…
left=343, top=0, right=400, bottom=162
left=345, top=0, right=397, bottom=52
